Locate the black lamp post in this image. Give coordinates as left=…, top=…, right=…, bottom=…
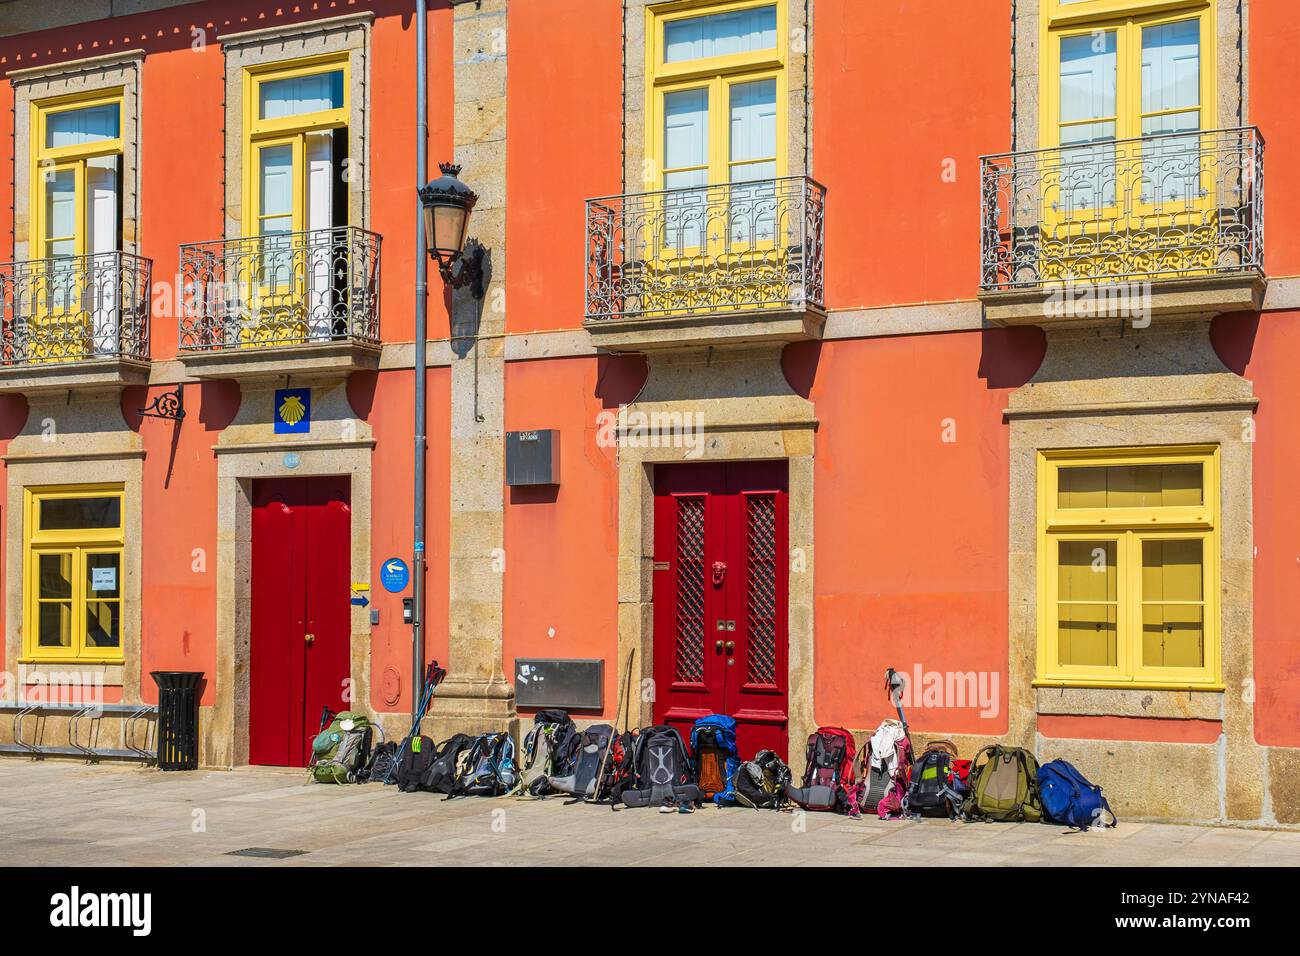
left=418, top=162, right=484, bottom=297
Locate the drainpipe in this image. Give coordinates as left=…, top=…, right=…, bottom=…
left=412, top=0, right=429, bottom=720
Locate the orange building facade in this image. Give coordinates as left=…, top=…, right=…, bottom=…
left=0, top=0, right=1297, bottom=823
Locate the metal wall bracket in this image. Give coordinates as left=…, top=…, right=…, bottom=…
left=138, top=383, right=186, bottom=422
left=440, top=241, right=486, bottom=299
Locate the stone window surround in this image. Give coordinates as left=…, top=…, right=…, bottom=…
left=1013, top=0, right=1246, bottom=153
left=8, top=50, right=144, bottom=262
left=1001, top=322, right=1262, bottom=820
left=623, top=0, right=814, bottom=192
left=220, top=13, right=374, bottom=240
left=3, top=450, right=144, bottom=699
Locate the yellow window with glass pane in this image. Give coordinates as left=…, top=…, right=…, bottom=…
left=29, top=90, right=124, bottom=361
left=23, top=485, right=125, bottom=662
left=1040, top=0, right=1216, bottom=281
left=644, top=0, right=787, bottom=302
left=1037, top=446, right=1220, bottom=688
left=242, top=55, right=349, bottom=345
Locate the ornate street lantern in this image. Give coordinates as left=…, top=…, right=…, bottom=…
left=418, top=162, right=482, bottom=295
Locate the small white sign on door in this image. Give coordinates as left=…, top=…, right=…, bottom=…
left=91, top=567, right=117, bottom=592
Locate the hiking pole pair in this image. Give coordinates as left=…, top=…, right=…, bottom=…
left=588, top=648, right=636, bottom=805
left=383, top=660, right=448, bottom=785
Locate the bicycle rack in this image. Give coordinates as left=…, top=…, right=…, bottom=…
left=1, top=700, right=158, bottom=763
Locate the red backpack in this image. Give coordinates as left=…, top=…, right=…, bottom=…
left=786, top=726, right=856, bottom=812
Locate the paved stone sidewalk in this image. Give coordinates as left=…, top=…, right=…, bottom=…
left=2, top=760, right=1298, bottom=867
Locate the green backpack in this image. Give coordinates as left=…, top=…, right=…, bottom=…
left=963, top=745, right=1043, bottom=822
left=311, top=712, right=374, bottom=784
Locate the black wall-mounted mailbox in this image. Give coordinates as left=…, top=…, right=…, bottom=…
left=506, top=429, right=560, bottom=486
left=514, top=658, right=603, bottom=710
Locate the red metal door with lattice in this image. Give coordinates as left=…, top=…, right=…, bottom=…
left=653, top=461, right=789, bottom=760
left=724, top=464, right=790, bottom=759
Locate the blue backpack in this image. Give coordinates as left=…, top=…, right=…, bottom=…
left=690, top=714, right=740, bottom=805
left=1037, top=759, right=1117, bottom=830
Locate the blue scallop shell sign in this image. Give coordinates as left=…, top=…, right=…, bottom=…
left=380, top=558, right=410, bottom=593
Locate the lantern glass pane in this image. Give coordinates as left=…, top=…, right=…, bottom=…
left=433, top=203, right=468, bottom=256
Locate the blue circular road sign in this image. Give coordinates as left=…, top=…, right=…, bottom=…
left=380, top=557, right=410, bottom=593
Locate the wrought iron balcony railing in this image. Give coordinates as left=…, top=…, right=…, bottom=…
left=179, top=226, right=381, bottom=350
left=585, top=176, right=826, bottom=322
left=980, top=126, right=1264, bottom=292
left=0, top=251, right=151, bottom=366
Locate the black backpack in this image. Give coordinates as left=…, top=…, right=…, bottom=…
left=785, top=727, right=855, bottom=812
left=393, top=735, right=437, bottom=792
left=450, top=732, right=518, bottom=797
left=906, top=748, right=965, bottom=819
left=363, top=741, right=398, bottom=784
left=734, top=750, right=793, bottom=810
left=548, top=723, right=615, bottom=798
left=421, top=733, right=475, bottom=794
left=618, top=725, right=703, bottom=808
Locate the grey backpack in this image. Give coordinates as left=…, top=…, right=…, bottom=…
left=516, top=710, right=578, bottom=796
left=548, top=723, right=614, bottom=798
left=618, top=725, right=703, bottom=808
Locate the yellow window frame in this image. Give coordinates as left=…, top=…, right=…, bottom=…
left=1040, top=0, right=1216, bottom=237
left=241, top=53, right=349, bottom=236
left=1036, top=445, right=1221, bottom=689
left=31, top=89, right=125, bottom=260
left=240, top=54, right=349, bottom=344
left=28, top=90, right=125, bottom=360
left=645, top=0, right=788, bottom=192
left=22, top=484, right=126, bottom=663
left=644, top=0, right=789, bottom=304
left=248, top=132, right=307, bottom=310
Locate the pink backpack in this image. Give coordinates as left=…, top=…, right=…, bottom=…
left=856, top=719, right=912, bottom=816
left=876, top=776, right=908, bottom=819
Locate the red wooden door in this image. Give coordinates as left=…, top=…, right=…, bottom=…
left=249, top=476, right=351, bottom=767
left=653, top=461, right=789, bottom=760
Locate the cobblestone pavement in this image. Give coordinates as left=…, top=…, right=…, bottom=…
left=2, top=760, right=1298, bottom=867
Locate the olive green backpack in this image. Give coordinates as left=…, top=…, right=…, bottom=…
left=310, top=712, right=374, bottom=784
left=963, top=745, right=1043, bottom=822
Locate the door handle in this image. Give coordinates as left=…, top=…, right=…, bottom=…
left=304, top=633, right=315, bottom=646
left=725, top=640, right=735, bottom=653
left=715, top=639, right=724, bottom=653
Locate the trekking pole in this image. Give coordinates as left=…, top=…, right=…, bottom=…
left=588, top=648, right=636, bottom=805
left=884, top=666, right=915, bottom=817
left=383, top=660, right=447, bottom=785
left=885, top=667, right=908, bottom=735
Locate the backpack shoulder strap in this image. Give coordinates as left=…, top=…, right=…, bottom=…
left=1016, top=749, right=1043, bottom=814
left=969, top=744, right=996, bottom=776
left=963, top=745, right=997, bottom=814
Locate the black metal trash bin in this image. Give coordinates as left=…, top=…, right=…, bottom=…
left=151, top=671, right=202, bottom=770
